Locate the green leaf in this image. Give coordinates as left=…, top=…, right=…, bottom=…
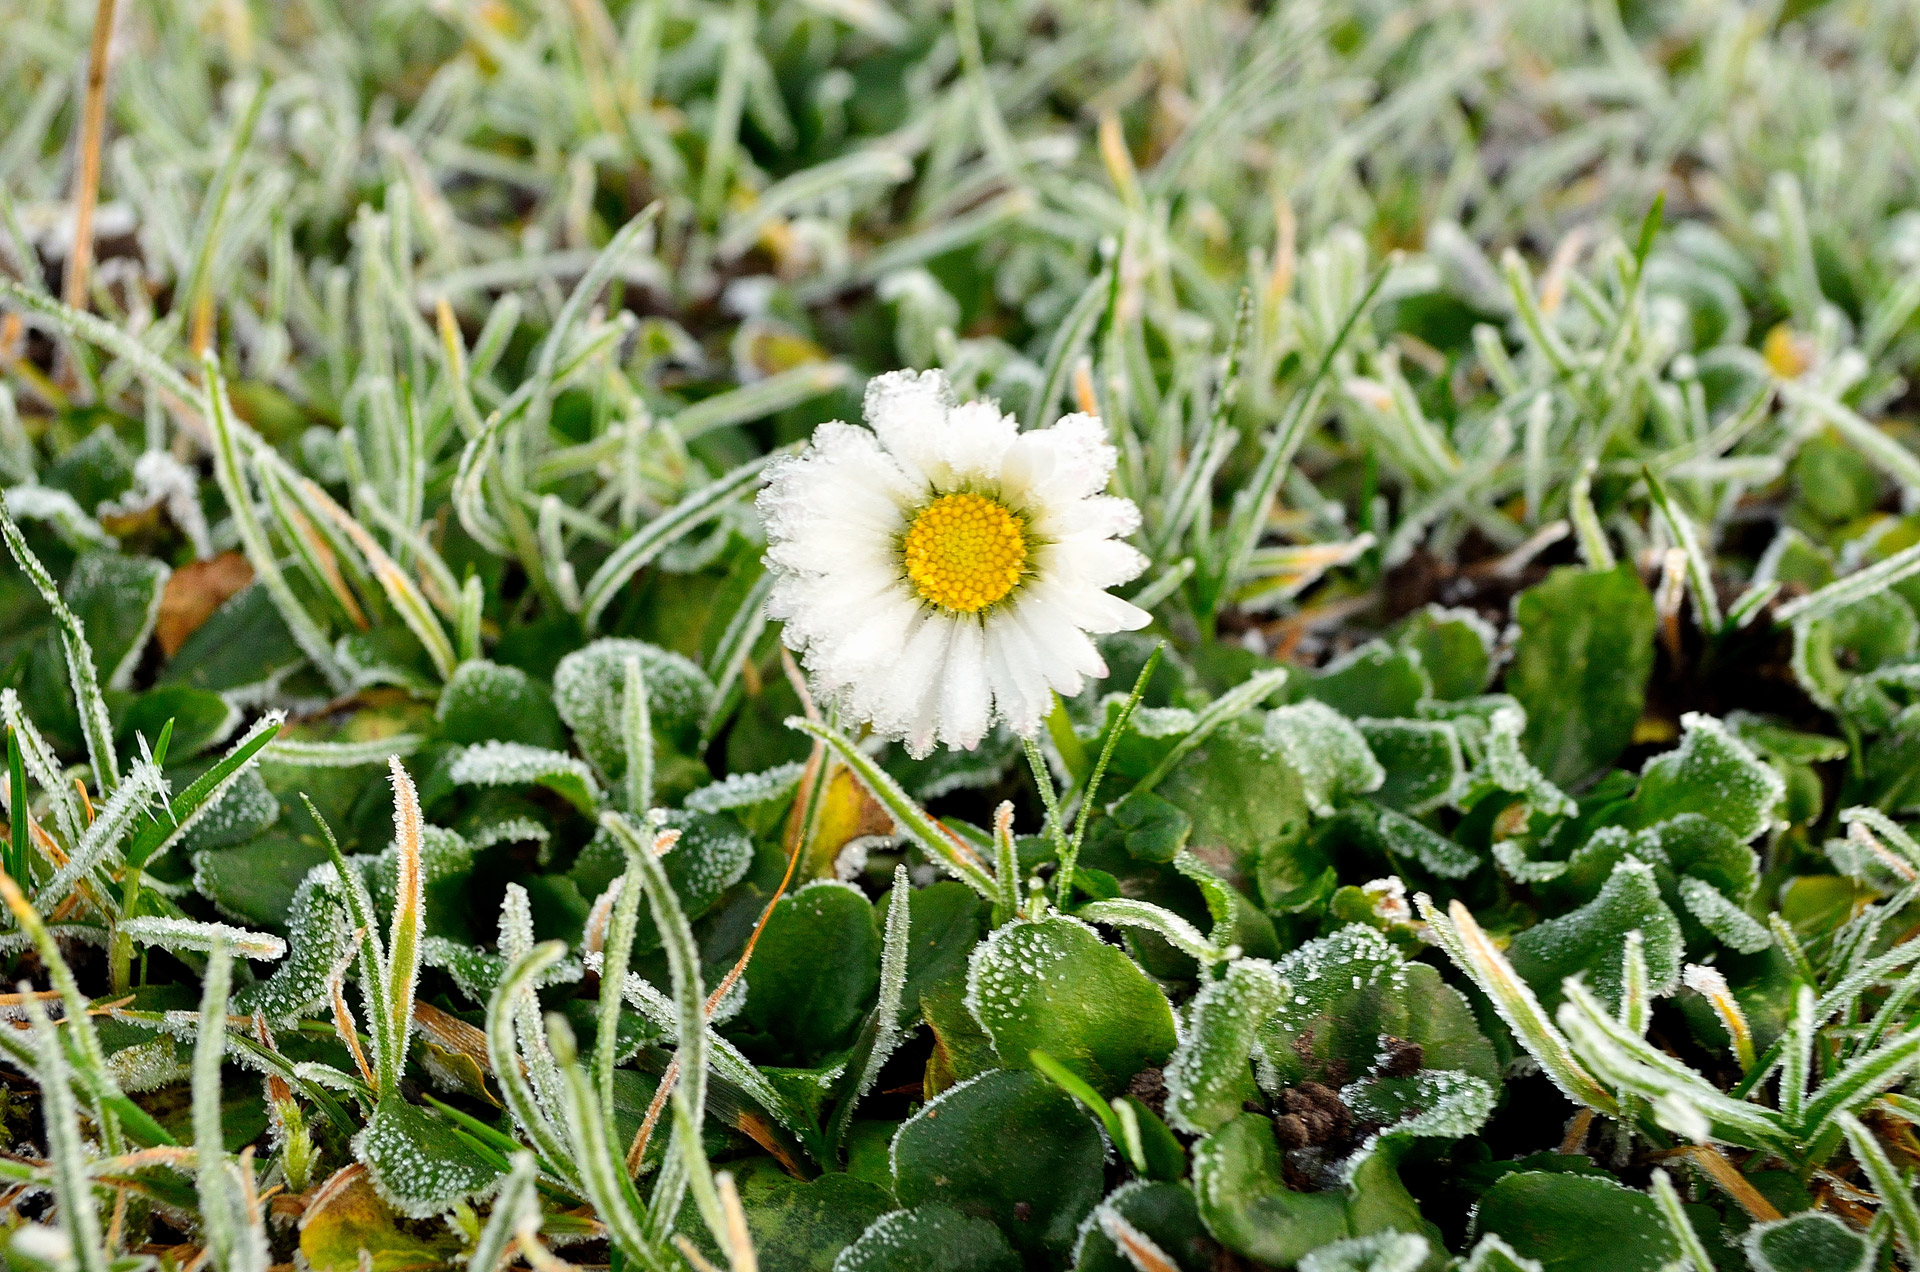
left=1074, top=1181, right=1215, bottom=1272
left=1473, top=1173, right=1678, bottom=1272
left=738, top=880, right=882, bottom=1064
left=1265, top=700, right=1385, bottom=816
left=118, top=685, right=235, bottom=760
left=1508, top=859, right=1682, bottom=1013
left=1742, top=1213, right=1876, bottom=1272
left=1508, top=565, right=1658, bottom=787
left=966, top=916, right=1176, bottom=1098
left=1627, top=713, right=1784, bottom=842
left=1298, top=641, right=1431, bottom=718
left=1156, top=717, right=1314, bottom=910
left=836, top=1204, right=1021, bottom=1272
left=1297, top=1233, right=1431, bottom=1272
left=1791, top=591, right=1919, bottom=711
left=553, top=637, right=715, bottom=770
left=1258, top=924, right=1499, bottom=1089
left=1396, top=606, right=1495, bottom=701
left=1357, top=719, right=1464, bottom=815
left=891, top=1069, right=1106, bottom=1263
left=683, top=1163, right=892, bottom=1272
left=435, top=659, right=564, bottom=748
left=352, top=1098, right=506, bottom=1219
left=1191, top=1113, right=1349, bottom=1265
left=63, top=550, right=167, bottom=690
left=1165, top=959, right=1284, bottom=1134
left=192, top=831, right=332, bottom=929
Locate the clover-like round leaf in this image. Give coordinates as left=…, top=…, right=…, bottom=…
left=1472, top=1172, right=1678, bottom=1272
left=891, top=1069, right=1105, bottom=1263
left=833, top=1204, right=1020, bottom=1272
left=965, top=915, right=1175, bottom=1097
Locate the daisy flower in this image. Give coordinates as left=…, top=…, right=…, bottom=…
left=759, top=369, right=1150, bottom=757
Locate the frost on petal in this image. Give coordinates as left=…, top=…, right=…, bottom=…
left=862, top=367, right=952, bottom=484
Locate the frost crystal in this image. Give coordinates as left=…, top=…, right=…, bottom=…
left=448, top=741, right=603, bottom=810
left=1264, top=700, right=1384, bottom=815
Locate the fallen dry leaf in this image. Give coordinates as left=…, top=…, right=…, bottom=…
left=155, top=551, right=254, bottom=656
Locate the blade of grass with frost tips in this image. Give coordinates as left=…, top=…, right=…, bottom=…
left=623, top=655, right=654, bottom=815
left=0, top=280, right=200, bottom=407
left=1779, top=985, right=1815, bottom=1125
left=596, top=841, right=646, bottom=1112
left=305, top=478, right=458, bottom=680
left=5, top=724, right=25, bottom=882
left=485, top=941, right=579, bottom=1186
left=1133, top=666, right=1288, bottom=797
left=264, top=734, right=424, bottom=767
left=789, top=717, right=997, bottom=897
left=0, top=489, right=118, bottom=793
left=827, top=866, right=912, bottom=1151
left=470, top=1152, right=541, bottom=1272
left=549, top=1015, right=656, bottom=1263
left=601, top=813, right=711, bottom=1242
left=0, top=870, right=173, bottom=1150
left=125, top=710, right=282, bottom=868
left=1077, top=899, right=1223, bottom=964
left=533, top=206, right=661, bottom=393
left=32, top=760, right=165, bottom=913
left=1650, top=1169, right=1717, bottom=1272
left=203, top=355, right=349, bottom=692
left=1839, top=1112, right=1920, bottom=1261
left=118, top=917, right=285, bottom=961
left=24, top=994, right=109, bottom=1272
left=378, top=759, right=426, bottom=1100
left=193, top=942, right=239, bottom=1270
left=671, top=363, right=854, bottom=441
left=0, top=692, right=81, bottom=864
left=1558, top=978, right=1792, bottom=1149
left=1642, top=465, right=1723, bottom=631
left=1775, top=537, right=1920, bottom=625
left=582, top=449, right=787, bottom=628
left=1418, top=895, right=1617, bottom=1116
left=1783, top=385, right=1920, bottom=494
left=1800, top=1026, right=1920, bottom=1146
left=177, top=81, right=266, bottom=341
left=1211, top=262, right=1390, bottom=618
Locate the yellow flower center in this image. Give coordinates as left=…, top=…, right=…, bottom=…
left=902, top=492, right=1028, bottom=614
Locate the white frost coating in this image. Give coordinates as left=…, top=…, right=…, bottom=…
left=62, top=550, right=170, bottom=690
left=552, top=638, right=713, bottom=775
left=684, top=760, right=806, bottom=813
left=264, top=733, right=426, bottom=767
left=1460, top=1234, right=1545, bottom=1272
left=448, top=741, right=603, bottom=805
left=1477, top=705, right=1576, bottom=818
left=1298, top=1232, right=1432, bottom=1272
left=148, top=711, right=287, bottom=867
left=1164, top=958, right=1285, bottom=1134
left=119, top=916, right=287, bottom=961
left=1264, top=700, right=1384, bottom=816
left=2, top=484, right=111, bottom=548
left=1343, top=1070, right=1496, bottom=1149
left=35, top=760, right=169, bottom=910
left=469, top=816, right=551, bottom=851
left=1676, top=877, right=1773, bottom=954
left=97, top=451, right=213, bottom=558
left=1640, top=713, right=1787, bottom=843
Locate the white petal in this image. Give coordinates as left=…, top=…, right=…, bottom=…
left=863, top=369, right=951, bottom=487
left=937, top=400, right=1020, bottom=487
left=997, top=413, right=1116, bottom=509
left=1027, top=574, right=1151, bottom=634
left=981, top=609, right=1054, bottom=737
left=935, top=619, right=993, bottom=750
